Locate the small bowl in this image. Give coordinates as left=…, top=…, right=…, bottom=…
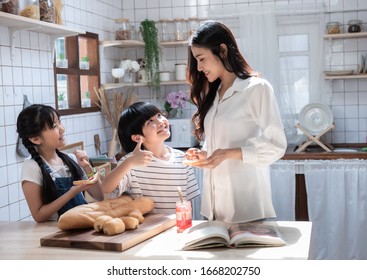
left=111, top=68, right=125, bottom=79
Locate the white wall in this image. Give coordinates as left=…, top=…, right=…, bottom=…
left=0, top=0, right=365, bottom=221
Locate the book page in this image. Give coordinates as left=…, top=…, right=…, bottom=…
left=228, top=222, right=287, bottom=248
left=181, top=221, right=230, bottom=250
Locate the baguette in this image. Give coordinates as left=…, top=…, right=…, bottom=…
left=103, top=218, right=125, bottom=235
left=93, top=215, right=113, bottom=232
left=58, top=195, right=154, bottom=230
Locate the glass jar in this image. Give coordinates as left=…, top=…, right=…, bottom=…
left=188, top=16, right=199, bottom=37
left=39, top=0, right=55, bottom=23
left=348, top=20, right=363, bottom=33
left=2, top=0, right=20, bottom=15
left=176, top=200, right=192, bottom=232
left=174, top=18, right=186, bottom=41
left=20, top=0, right=40, bottom=20
left=159, top=19, right=173, bottom=42
left=115, top=18, right=131, bottom=40
left=326, top=22, right=341, bottom=34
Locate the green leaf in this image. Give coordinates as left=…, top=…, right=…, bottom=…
left=139, top=19, right=160, bottom=95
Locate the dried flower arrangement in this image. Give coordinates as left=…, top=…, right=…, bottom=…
left=94, top=87, right=137, bottom=131
left=94, top=87, right=138, bottom=157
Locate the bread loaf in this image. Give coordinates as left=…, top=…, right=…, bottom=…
left=103, top=218, right=125, bottom=235
left=120, top=216, right=139, bottom=229
left=93, top=215, right=113, bottom=232
left=58, top=195, right=154, bottom=230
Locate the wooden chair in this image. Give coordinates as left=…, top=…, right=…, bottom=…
left=59, top=141, right=84, bottom=154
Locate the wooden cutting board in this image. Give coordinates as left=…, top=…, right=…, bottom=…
left=40, top=214, right=176, bottom=252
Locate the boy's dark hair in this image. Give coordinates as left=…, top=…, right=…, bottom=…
left=16, top=104, right=85, bottom=211
left=118, top=102, right=161, bottom=153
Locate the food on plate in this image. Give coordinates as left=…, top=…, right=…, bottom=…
left=73, top=171, right=100, bottom=185
left=103, top=218, right=126, bottom=235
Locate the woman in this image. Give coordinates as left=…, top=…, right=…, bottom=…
left=185, top=21, right=287, bottom=224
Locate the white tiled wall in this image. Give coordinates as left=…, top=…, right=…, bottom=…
left=0, top=0, right=365, bottom=221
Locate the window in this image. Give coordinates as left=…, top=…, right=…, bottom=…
left=278, top=23, right=322, bottom=114
left=54, top=32, right=100, bottom=115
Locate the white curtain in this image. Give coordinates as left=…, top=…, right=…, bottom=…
left=305, top=159, right=367, bottom=259
left=237, top=9, right=297, bottom=143
left=236, top=6, right=325, bottom=145
left=270, top=160, right=296, bottom=221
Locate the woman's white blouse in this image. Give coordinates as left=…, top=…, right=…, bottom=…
left=201, top=76, right=287, bottom=223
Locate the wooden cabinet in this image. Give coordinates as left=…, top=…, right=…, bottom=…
left=55, top=32, right=101, bottom=115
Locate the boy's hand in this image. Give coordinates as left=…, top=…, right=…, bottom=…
left=131, top=139, right=153, bottom=166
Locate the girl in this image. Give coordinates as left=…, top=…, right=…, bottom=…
left=185, top=21, right=287, bottom=223
left=101, top=102, right=200, bottom=214
left=17, top=104, right=103, bottom=222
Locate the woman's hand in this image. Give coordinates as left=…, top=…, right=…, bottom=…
left=185, top=148, right=207, bottom=161
left=184, top=148, right=242, bottom=169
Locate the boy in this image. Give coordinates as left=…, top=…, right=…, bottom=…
left=101, top=102, right=200, bottom=214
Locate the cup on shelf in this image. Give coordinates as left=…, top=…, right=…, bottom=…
left=159, top=71, right=170, bottom=81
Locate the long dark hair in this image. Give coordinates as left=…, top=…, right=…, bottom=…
left=118, top=102, right=161, bottom=153
left=16, top=104, right=84, bottom=204
left=188, top=20, right=254, bottom=140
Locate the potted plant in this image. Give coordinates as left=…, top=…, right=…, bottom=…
left=80, top=56, right=90, bottom=70
left=120, top=59, right=140, bottom=83
left=139, top=19, right=160, bottom=94
left=56, top=53, right=68, bottom=68
left=164, top=90, right=189, bottom=118
left=57, top=92, right=67, bottom=109
left=82, top=91, right=91, bottom=107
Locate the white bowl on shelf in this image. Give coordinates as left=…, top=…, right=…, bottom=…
left=111, top=68, right=125, bottom=82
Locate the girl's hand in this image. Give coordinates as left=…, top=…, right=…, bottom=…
left=74, top=149, right=90, bottom=169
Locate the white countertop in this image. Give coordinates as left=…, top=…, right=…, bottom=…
left=0, top=221, right=311, bottom=260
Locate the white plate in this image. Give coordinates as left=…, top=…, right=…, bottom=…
left=324, top=70, right=354, bottom=76
left=299, top=103, right=333, bottom=135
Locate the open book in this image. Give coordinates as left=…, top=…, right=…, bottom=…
left=181, top=221, right=287, bottom=250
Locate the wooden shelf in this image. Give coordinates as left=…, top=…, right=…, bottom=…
left=0, top=11, right=85, bottom=58
left=99, top=39, right=188, bottom=49
left=323, top=31, right=367, bottom=40
left=99, top=40, right=145, bottom=48
left=102, top=80, right=188, bottom=90
left=324, top=74, right=367, bottom=80
left=0, top=11, right=84, bottom=36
